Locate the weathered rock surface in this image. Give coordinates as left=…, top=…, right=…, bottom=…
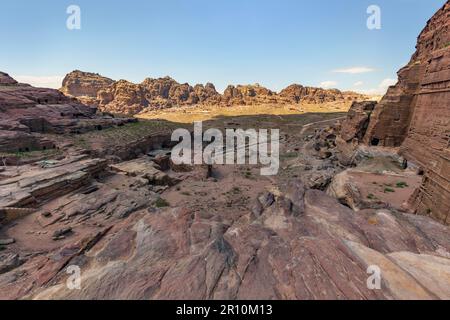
left=0, top=156, right=107, bottom=209
left=349, top=2, right=450, bottom=224
left=0, top=72, right=18, bottom=86
left=333, top=101, right=377, bottom=166
left=0, top=253, right=24, bottom=275
left=364, top=2, right=450, bottom=148
left=0, top=111, right=448, bottom=300
left=110, top=158, right=180, bottom=186
left=387, top=252, right=450, bottom=299
left=0, top=3, right=448, bottom=301
left=339, top=101, right=376, bottom=143
left=94, top=77, right=221, bottom=115
left=279, top=84, right=365, bottom=104
left=0, top=130, right=55, bottom=154
left=0, top=72, right=136, bottom=154
left=12, top=181, right=447, bottom=300
left=60, top=70, right=115, bottom=99
left=98, top=80, right=149, bottom=115
left=59, top=71, right=369, bottom=115
left=327, top=164, right=421, bottom=211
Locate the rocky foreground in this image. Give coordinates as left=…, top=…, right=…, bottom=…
left=0, top=111, right=449, bottom=299
left=60, top=70, right=369, bottom=115
left=0, top=1, right=449, bottom=300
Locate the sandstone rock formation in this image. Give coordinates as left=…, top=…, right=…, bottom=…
left=335, top=101, right=377, bottom=166
left=0, top=72, right=136, bottom=155
left=60, top=70, right=114, bottom=99
left=0, top=72, right=18, bottom=86
left=94, top=77, right=221, bottom=115
left=0, top=156, right=107, bottom=209
left=0, top=99, right=448, bottom=300
left=354, top=1, right=450, bottom=224
left=98, top=80, right=149, bottom=115
left=60, top=71, right=369, bottom=115
left=221, top=84, right=279, bottom=106
left=2, top=181, right=446, bottom=300
left=339, top=101, right=377, bottom=143
left=0, top=3, right=448, bottom=301
left=279, top=84, right=363, bottom=104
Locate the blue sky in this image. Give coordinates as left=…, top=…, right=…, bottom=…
left=0, top=0, right=445, bottom=94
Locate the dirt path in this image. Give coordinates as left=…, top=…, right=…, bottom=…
left=299, top=116, right=346, bottom=135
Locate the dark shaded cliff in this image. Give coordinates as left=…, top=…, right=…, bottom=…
left=363, top=1, right=450, bottom=224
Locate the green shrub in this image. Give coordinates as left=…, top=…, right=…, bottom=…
left=396, top=181, right=409, bottom=188
left=154, top=197, right=170, bottom=208
left=232, top=187, right=241, bottom=194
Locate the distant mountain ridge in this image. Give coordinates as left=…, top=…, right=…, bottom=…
left=60, top=70, right=369, bottom=115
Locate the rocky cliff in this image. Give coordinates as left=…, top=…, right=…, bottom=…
left=0, top=72, right=135, bottom=155
left=350, top=1, right=449, bottom=224
left=60, top=72, right=368, bottom=115
left=60, top=70, right=115, bottom=99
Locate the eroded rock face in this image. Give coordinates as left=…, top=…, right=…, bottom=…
left=335, top=101, right=377, bottom=165
left=194, top=83, right=222, bottom=104
left=59, top=70, right=368, bottom=115
left=326, top=163, right=421, bottom=212
left=0, top=72, right=18, bottom=86
left=279, top=84, right=363, bottom=104
left=361, top=1, right=450, bottom=148
left=0, top=109, right=448, bottom=300
left=0, top=73, right=136, bottom=154
left=340, top=101, right=377, bottom=142
left=0, top=130, right=55, bottom=154
left=94, top=77, right=221, bottom=115
left=60, top=70, right=115, bottom=98
left=360, top=2, right=450, bottom=224
left=98, top=80, right=149, bottom=115
left=10, top=181, right=447, bottom=300
left=0, top=156, right=107, bottom=209
left=221, top=84, right=279, bottom=106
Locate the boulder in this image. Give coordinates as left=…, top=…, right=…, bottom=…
left=110, top=158, right=179, bottom=186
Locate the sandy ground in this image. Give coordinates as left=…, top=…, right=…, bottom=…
left=137, top=102, right=353, bottom=123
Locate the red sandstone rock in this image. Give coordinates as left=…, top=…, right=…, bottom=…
left=60, top=70, right=115, bottom=99
left=340, top=101, right=377, bottom=142
left=98, top=80, right=149, bottom=115
left=335, top=101, right=377, bottom=165
left=361, top=1, right=450, bottom=224
left=0, top=73, right=136, bottom=154
left=59, top=70, right=368, bottom=115
left=5, top=181, right=446, bottom=300
left=0, top=72, right=18, bottom=86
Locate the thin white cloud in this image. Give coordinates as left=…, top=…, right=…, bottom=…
left=353, top=81, right=364, bottom=87
left=357, top=78, right=398, bottom=95
left=319, top=81, right=338, bottom=89
left=379, top=78, right=397, bottom=88
left=358, top=88, right=380, bottom=95
left=333, top=67, right=375, bottom=74
left=13, top=75, right=64, bottom=89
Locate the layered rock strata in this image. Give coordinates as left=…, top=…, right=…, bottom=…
left=0, top=72, right=136, bottom=154
left=60, top=71, right=369, bottom=115
left=361, top=2, right=450, bottom=224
